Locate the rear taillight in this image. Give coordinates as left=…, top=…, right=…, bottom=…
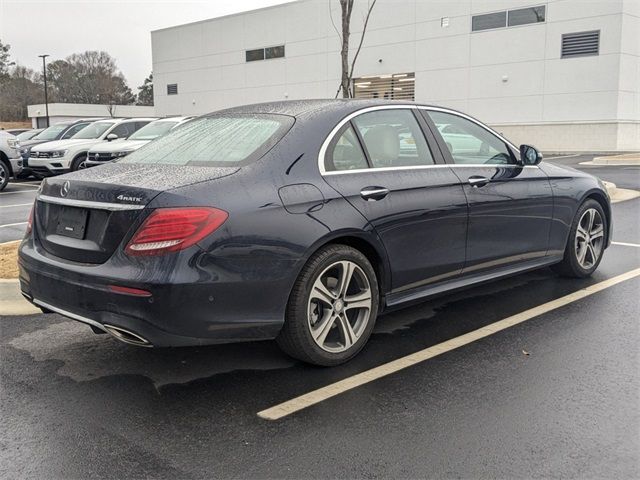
left=125, top=207, right=228, bottom=256
left=25, top=203, right=34, bottom=237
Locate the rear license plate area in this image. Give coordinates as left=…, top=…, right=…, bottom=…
left=55, top=207, right=88, bottom=239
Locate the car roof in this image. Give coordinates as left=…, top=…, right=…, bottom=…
left=211, top=99, right=438, bottom=119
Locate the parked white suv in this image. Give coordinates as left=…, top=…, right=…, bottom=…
left=28, top=118, right=156, bottom=176
left=0, top=131, right=23, bottom=190
left=86, top=116, right=193, bottom=167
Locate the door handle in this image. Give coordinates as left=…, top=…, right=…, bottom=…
left=468, top=176, right=490, bottom=188
left=360, top=186, right=390, bottom=201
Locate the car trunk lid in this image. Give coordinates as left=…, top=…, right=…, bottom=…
left=35, top=163, right=239, bottom=263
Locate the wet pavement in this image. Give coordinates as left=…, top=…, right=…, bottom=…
left=1, top=159, right=639, bottom=478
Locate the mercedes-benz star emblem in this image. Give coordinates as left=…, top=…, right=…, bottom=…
left=60, top=181, right=70, bottom=197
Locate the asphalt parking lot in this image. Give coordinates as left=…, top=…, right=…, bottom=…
left=1, top=155, right=639, bottom=478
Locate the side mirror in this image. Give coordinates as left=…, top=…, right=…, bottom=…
left=106, top=133, right=118, bottom=141
left=519, top=144, right=543, bottom=166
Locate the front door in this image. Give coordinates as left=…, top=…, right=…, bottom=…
left=423, top=109, right=554, bottom=275
left=321, top=107, right=468, bottom=293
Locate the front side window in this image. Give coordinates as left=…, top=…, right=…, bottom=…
left=427, top=111, right=514, bottom=165
left=120, top=114, right=293, bottom=167
left=110, top=122, right=137, bottom=139
left=61, top=122, right=90, bottom=139
left=72, top=122, right=115, bottom=139
left=352, top=109, right=434, bottom=168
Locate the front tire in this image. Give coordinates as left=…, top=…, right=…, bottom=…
left=71, top=155, right=87, bottom=171
left=552, top=199, right=607, bottom=278
left=277, top=244, right=379, bottom=366
left=0, top=160, right=9, bottom=191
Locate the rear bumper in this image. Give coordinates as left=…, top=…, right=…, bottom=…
left=18, top=241, right=286, bottom=347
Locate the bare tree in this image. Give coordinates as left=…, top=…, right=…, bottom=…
left=335, top=0, right=377, bottom=98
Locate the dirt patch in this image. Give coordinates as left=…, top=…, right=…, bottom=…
left=0, top=241, right=20, bottom=279
left=0, top=121, right=32, bottom=130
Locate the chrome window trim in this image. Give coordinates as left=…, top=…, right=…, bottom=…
left=38, top=194, right=145, bottom=211
left=318, top=104, right=526, bottom=176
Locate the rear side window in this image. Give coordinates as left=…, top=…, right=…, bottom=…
left=352, top=109, right=435, bottom=168
left=120, top=114, right=294, bottom=167
left=326, top=125, right=368, bottom=171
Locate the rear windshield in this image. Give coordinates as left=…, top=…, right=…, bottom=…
left=120, top=114, right=293, bottom=167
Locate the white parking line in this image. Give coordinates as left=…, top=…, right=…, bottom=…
left=0, top=203, right=32, bottom=209
left=258, top=267, right=640, bottom=421
left=544, top=154, right=580, bottom=160
left=0, top=222, right=27, bottom=229
left=612, top=241, right=640, bottom=248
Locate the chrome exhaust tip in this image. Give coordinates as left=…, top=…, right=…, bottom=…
left=103, top=324, right=152, bottom=347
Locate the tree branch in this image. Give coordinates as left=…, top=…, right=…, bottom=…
left=347, top=0, right=377, bottom=93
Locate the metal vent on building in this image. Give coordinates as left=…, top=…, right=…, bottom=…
left=353, top=73, right=415, bottom=101
left=167, top=83, right=178, bottom=95
left=562, top=31, right=600, bottom=58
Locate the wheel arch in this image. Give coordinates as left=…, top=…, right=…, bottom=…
left=300, top=230, right=392, bottom=303
left=581, top=188, right=612, bottom=247
left=0, top=151, right=13, bottom=176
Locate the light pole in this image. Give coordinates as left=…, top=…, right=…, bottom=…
left=38, top=54, right=50, bottom=127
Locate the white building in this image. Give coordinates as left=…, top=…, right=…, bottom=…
left=151, top=0, right=639, bottom=152
left=27, top=103, right=156, bottom=128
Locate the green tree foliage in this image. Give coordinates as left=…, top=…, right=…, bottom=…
left=136, top=72, right=154, bottom=106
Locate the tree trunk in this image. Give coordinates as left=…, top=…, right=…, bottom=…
left=340, top=0, right=353, bottom=98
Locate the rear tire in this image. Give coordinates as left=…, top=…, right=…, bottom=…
left=277, top=244, right=379, bottom=366
left=552, top=199, right=607, bottom=278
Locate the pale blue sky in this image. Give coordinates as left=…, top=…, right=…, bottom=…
left=0, top=0, right=292, bottom=89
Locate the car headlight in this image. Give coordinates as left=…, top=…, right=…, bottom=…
left=7, top=138, right=18, bottom=149
left=113, top=151, right=132, bottom=158
left=50, top=150, right=67, bottom=158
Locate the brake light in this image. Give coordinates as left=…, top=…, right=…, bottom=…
left=25, top=203, right=34, bottom=237
left=125, top=207, right=228, bottom=256
left=108, top=285, right=152, bottom=297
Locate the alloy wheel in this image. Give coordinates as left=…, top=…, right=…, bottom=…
left=307, top=260, right=372, bottom=353
left=0, top=163, right=6, bottom=183
left=575, top=207, right=604, bottom=269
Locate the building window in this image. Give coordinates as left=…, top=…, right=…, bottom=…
left=265, top=45, right=285, bottom=59
left=562, top=30, right=600, bottom=58
left=246, top=48, right=265, bottom=62
left=508, top=6, right=545, bottom=26
left=472, top=5, right=545, bottom=32
left=472, top=11, right=506, bottom=31
left=246, top=45, right=285, bottom=62
left=353, top=73, right=415, bottom=101
left=167, top=84, right=178, bottom=95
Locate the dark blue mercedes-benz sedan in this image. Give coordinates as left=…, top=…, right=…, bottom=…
left=18, top=100, right=612, bottom=365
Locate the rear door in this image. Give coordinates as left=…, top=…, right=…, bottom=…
left=422, top=108, right=553, bottom=274
left=320, top=107, right=468, bottom=293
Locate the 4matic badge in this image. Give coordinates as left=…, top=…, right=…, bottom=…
left=117, top=194, right=143, bottom=202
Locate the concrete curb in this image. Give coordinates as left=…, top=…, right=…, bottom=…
left=0, top=279, right=41, bottom=316
left=603, top=181, right=640, bottom=204
left=581, top=153, right=640, bottom=166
